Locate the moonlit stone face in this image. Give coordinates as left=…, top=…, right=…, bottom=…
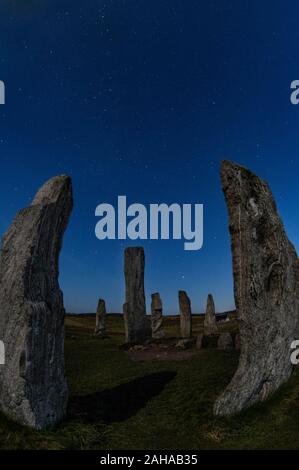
left=214, top=161, right=299, bottom=416
left=0, top=175, right=73, bottom=429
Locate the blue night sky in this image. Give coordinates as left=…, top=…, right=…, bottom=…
left=0, top=1, right=298, bottom=314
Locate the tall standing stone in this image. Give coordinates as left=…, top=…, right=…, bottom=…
left=214, top=161, right=299, bottom=416
left=124, top=247, right=151, bottom=343
left=0, top=176, right=73, bottom=429
left=179, top=291, right=192, bottom=338
left=94, top=298, right=107, bottom=336
left=151, top=293, right=165, bottom=339
left=204, top=294, right=218, bottom=335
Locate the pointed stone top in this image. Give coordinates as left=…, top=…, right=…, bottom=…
left=221, top=160, right=269, bottom=194
left=220, top=160, right=297, bottom=267
left=221, top=159, right=253, bottom=174
left=179, top=290, right=191, bottom=306
left=179, top=290, right=188, bottom=297
left=32, top=175, right=73, bottom=206
left=207, top=294, right=215, bottom=314
left=221, top=159, right=240, bottom=170
left=97, top=298, right=106, bottom=314
left=206, top=293, right=216, bottom=314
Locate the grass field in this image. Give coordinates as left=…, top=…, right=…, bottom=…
left=0, top=314, right=298, bottom=450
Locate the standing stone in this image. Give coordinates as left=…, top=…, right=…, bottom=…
left=175, top=337, right=195, bottom=349
left=214, top=160, right=299, bottom=416
left=124, top=247, right=151, bottom=343
left=151, top=293, right=165, bottom=339
left=196, top=333, right=204, bottom=350
left=217, top=333, right=233, bottom=350
left=204, top=294, right=218, bottom=335
left=0, top=176, right=73, bottom=429
left=179, top=291, right=192, bottom=338
left=94, top=298, right=107, bottom=336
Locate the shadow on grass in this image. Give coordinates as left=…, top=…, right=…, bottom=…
left=68, top=371, right=177, bottom=424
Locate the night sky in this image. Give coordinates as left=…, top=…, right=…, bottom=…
left=0, top=1, right=298, bottom=314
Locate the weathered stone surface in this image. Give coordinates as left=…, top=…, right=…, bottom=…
left=204, top=294, right=218, bottom=335
left=214, top=160, right=299, bottom=416
left=151, top=293, right=165, bottom=339
left=124, top=247, right=151, bottom=343
left=0, top=175, right=73, bottom=429
left=175, top=338, right=195, bottom=350
left=196, top=334, right=204, bottom=350
left=234, top=333, right=241, bottom=350
left=94, top=298, right=106, bottom=336
left=179, top=290, right=192, bottom=338
left=123, top=302, right=129, bottom=342
left=217, top=333, right=233, bottom=350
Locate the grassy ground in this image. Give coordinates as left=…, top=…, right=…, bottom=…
left=0, top=314, right=298, bottom=450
